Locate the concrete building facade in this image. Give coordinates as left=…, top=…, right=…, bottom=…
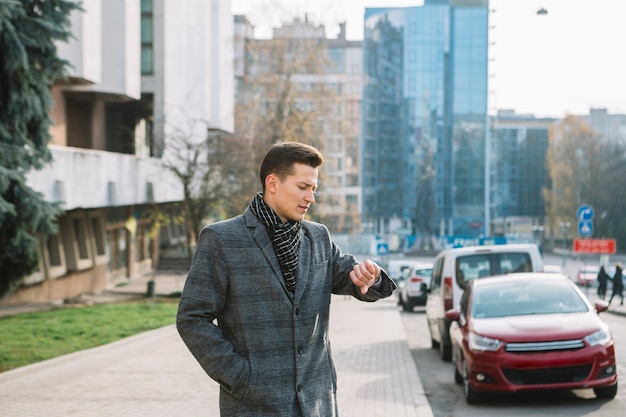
left=2, top=0, right=233, bottom=305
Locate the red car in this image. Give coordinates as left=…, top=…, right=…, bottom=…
left=445, top=273, right=618, bottom=404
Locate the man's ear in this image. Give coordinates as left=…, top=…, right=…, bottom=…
left=265, top=174, right=278, bottom=194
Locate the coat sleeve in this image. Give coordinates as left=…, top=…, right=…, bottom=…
left=318, top=225, right=396, bottom=301
left=176, top=226, right=250, bottom=400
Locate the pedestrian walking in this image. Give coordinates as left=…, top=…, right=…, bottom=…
left=176, top=141, right=397, bottom=417
left=597, top=265, right=610, bottom=300
left=608, top=262, right=624, bottom=306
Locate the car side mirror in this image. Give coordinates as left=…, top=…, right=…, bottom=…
left=595, top=300, right=609, bottom=313
left=445, top=308, right=460, bottom=321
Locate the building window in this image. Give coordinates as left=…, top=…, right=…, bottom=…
left=73, top=218, right=89, bottom=260
left=62, top=212, right=94, bottom=272
left=47, top=234, right=63, bottom=267
left=91, top=217, right=105, bottom=256
left=327, top=48, right=344, bottom=73
left=107, top=228, right=128, bottom=274
left=23, top=251, right=45, bottom=285
left=43, top=233, right=67, bottom=279
left=90, top=213, right=108, bottom=265
left=141, top=0, right=154, bottom=75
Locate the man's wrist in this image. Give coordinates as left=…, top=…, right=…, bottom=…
left=370, top=274, right=382, bottom=288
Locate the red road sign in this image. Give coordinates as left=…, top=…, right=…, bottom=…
left=573, top=238, right=616, bottom=254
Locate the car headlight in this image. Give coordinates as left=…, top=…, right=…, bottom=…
left=469, top=331, right=503, bottom=352
left=584, top=327, right=612, bottom=347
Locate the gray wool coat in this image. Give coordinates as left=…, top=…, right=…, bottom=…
left=176, top=207, right=396, bottom=417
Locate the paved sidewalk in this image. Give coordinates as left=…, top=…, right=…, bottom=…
left=0, top=272, right=433, bottom=417
left=577, top=285, right=626, bottom=317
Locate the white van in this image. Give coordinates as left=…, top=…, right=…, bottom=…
left=425, top=243, right=544, bottom=361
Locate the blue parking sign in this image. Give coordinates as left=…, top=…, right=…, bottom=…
left=377, top=242, right=389, bottom=255
left=578, top=220, right=593, bottom=237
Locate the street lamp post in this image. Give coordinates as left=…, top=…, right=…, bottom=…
left=531, top=225, right=545, bottom=253
left=559, top=221, right=571, bottom=267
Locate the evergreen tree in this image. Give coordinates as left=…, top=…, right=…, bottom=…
left=0, top=0, right=79, bottom=298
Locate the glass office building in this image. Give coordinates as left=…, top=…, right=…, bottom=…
left=363, top=0, right=489, bottom=240
left=490, top=111, right=554, bottom=235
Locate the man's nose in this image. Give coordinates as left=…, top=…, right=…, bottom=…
left=305, top=190, right=315, bottom=203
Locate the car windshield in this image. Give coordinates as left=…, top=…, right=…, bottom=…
left=414, top=268, right=432, bottom=276
left=456, top=252, right=532, bottom=287
left=471, top=280, right=590, bottom=318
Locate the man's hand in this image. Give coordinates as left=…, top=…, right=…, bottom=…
left=350, top=259, right=381, bottom=295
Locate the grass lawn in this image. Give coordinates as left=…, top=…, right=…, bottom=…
left=0, top=298, right=179, bottom=373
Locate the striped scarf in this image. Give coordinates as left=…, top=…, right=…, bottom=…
left=250, top=193, right=301, bottom=294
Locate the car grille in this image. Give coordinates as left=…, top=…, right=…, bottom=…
left=505, top=340, right=585, bottom=353
left=503, top=364, right=592, bottom=385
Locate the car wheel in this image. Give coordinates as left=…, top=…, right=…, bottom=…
left=462, top=357, right=481, bottom=404
left=430, top=335, right=438, bottom=349
left=439, top=339, right=452, bottom=361
left=454, top=360, right=463, bottom=384
left=594, top=382, right=618, bottom=399
left=437, top=321, right=452, bottom=361
left=430, top=337, right=438, bottom=349
left=427, top=319, right=439, bottom=349
left=402, top=299, right=414, bottom=312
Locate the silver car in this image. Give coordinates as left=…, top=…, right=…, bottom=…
left=399, top=262, right=434, bottom=311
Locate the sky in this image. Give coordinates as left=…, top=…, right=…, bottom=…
left=231, top=0, right=626, bottom=119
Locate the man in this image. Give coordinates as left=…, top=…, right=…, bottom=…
left=177, top=141, right=396, bottom=417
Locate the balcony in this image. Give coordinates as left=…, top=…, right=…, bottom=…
left=27, top=145, right=183, bottom=210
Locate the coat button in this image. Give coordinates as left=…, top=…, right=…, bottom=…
left=298, top=346, right=304, bottom=354
left=297, top=384, right=302, bottom=392
left=295, top=308, right=300, bottom=315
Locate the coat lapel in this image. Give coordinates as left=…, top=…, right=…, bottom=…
left=295, top=230, right=311, bottom=304
left=245, top=208, right=293, bottom=298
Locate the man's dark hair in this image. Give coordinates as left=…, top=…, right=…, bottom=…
left=260, top=142, right=323, bottom=190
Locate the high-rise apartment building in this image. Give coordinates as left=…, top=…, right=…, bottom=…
left=234, top=16, right=362, bottom=233
left=2, top=0, right=233, bottom=305
left=363, top=0, right=489, bottom=242
left=585, top=108, right=626, bottom=146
